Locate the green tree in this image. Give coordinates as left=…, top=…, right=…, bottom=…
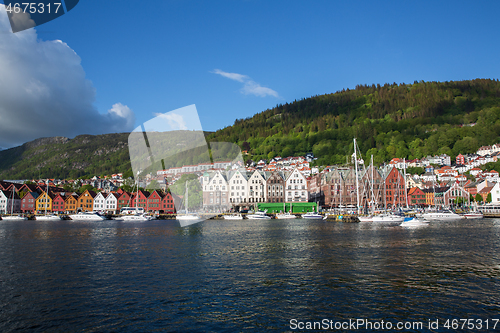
left=487, top=193, right=492, bottom=203
left=475, top=193, right=483, bottom=203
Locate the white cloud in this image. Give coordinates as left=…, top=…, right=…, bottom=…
left=152, top=112, right=188, bottom=130
left=212, top=69, right=279, bottom=98
left=0, top=6, right=136, bottom=148
left=242, top=80, right=280, bottom=98
left=211, top=69, right=248, bottom=83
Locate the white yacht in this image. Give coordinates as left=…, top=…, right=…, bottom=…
left=246, top=211, right=271, bottom=220
left=464, top=212, right=483, bottom=219
left=357, top=215, right=373, bottom=222
left=421, top=210, right=465, bottom=221
left=223, top=213, right=243, bottom=220
left=276, top=212, right=296, bottom=219
left=301, top=211, right=323, bottom=219
left=36, top=214, right=62, bottom=221
left=2, top=215, right=28, bottom=221
left=3, top=187, right=27, bottom=220
left=69, top=212, right=107, bottom=221
left=400, top=217, right=428, bottom=228
left=372, top=213, right=404, bottom=223
left=119, top=213, right=153, bottom=222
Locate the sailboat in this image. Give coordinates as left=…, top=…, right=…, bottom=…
left=119, top=178, right=152, bottom=222
left=464, top=201, right=483, bottom=219
left=301, top=203, right=322, bottom=219
left=358, top=155, right=375, bottom=222
left=276, top=202, right=296, bottom=219
left=177, top=181, right=202, bottom=224
left=36, top=180, right=61, bottom=221
left=2, top=186, right=27, bottom=221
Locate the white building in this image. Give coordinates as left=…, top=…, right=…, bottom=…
left=228, top=169, right=248, bottom=204
left=0, top=190, right=21, bottom=214
left=93, top=192, right=107, bottom=212
left=105, top=192, right=119, bottom=213
left=490, top=182, right=500, bottom=203
left=202, top=170, right=230, bottom=210
left=285, top=168, right=308, bottom=202
left=247, top=170, right=266, bottom=203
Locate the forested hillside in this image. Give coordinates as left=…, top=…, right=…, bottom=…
left=207, top=79, right=500, bottom=165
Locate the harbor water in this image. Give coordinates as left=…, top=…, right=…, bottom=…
left=1, top=219, right=500, bottom=332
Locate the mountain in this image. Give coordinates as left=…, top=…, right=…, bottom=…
left=206, top=78, right=500, bottom=165
left=0, top=134, right=131, bottom=180
left=1, top=79, right=500, bottom=180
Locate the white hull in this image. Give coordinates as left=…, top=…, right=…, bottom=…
left=119, top=214, right=152, bottom=222
left=2, top=215, right=28, bottom=221
left=464, top=213, right=483, bottom=219
left=36, top=215, right=62, bottom=221
left=357, top=216, right=373, bottom=222
left=372, top=214, right=404, bottom=223
left=223, top=214, right=243, bottom=220
left=421, top=212, right=464, bottom=221
left=301, top=212, right=323, bottom=219
left=400, top=218, right=428, bottom=228
left=69, top=213, right=106, bottom=221
left=246, top=212, right=271, bottom=219
left=276, top=213, right=296, bottom=219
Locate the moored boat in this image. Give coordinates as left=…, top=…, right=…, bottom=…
left=400, top=217, right=428, bottom=228
left=2, top=215, right=28, bottom=221
left=36, top=214, right=62, bottom=221
left=463, top=212, right=483, bottom=219
left=357, top=215, right=373, bottom=222
left=372, top=213, right=404, bottom=223
left=276, top=212, right=296, bottom=219
left=421, top=210, right=465, bottom=221
left=246, top=210, right=271, bottom=220
left=223, top=213, right=243, bottom=220
left=69, top=212, right=107, bottom=221
left=301, top=211, right=323, bottom=219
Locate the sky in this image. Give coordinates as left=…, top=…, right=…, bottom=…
left=0, top=1, right=500, bottom=148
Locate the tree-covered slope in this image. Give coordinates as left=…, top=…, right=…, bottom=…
left=0, top=134, right=131, bottom=180
left=207, top=79, right=500, bottom=165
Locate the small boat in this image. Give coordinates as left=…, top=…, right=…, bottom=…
left=3, top=187, right=26, bottom=220
left=246, top=210, right=271, bottom=220
left=357, top=215, right=373, bottom=222
left=2, top=215, right=28, bottom=221
left=276, top=212, right=296, bottom=219
left=301, top=211, right=323, bottom=219
left=176, top=182, right=203, bottom=226
left=400, top=217, right=428, bottom=228
left=421, top=210, right=465, bottom=221
left=464, top=212, right=483, bottom=219
left=37, top=180, right=61, bottom=221
left=36, top=214, right=62, bottom=221
left=223, top=213, right=243, bottom=220
left=118, top=213, right=153, bottom=222
left=69, top=212, right=107, bottom=221
left=372, top=213, right=404, bottom=223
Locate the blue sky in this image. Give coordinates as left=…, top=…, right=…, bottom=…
left=0, top=1, right=500, bottom=148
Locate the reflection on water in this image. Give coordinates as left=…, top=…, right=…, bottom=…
left=1, top=219, right=500, bottom=331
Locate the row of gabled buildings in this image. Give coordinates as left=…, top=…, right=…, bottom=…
left=310, top=164, right=499, bottom=211
left=201, top=168, right=309, bottom=211
left=0, top=181, right=176, bottom=214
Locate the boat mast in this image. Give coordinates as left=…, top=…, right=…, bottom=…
left=185, top=181, right=188, bottom=214
left=45, top=180, right=48, bottom=216
left=10, top=186, right=14, bottom=215
left=371, top=155, right=374, bottom=214
left=354, top=138, right=360, bottom=214
left=404, top=158, right=409, bottom=209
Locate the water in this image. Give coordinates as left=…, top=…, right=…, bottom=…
left=1, top=219, right=500, bottom=332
